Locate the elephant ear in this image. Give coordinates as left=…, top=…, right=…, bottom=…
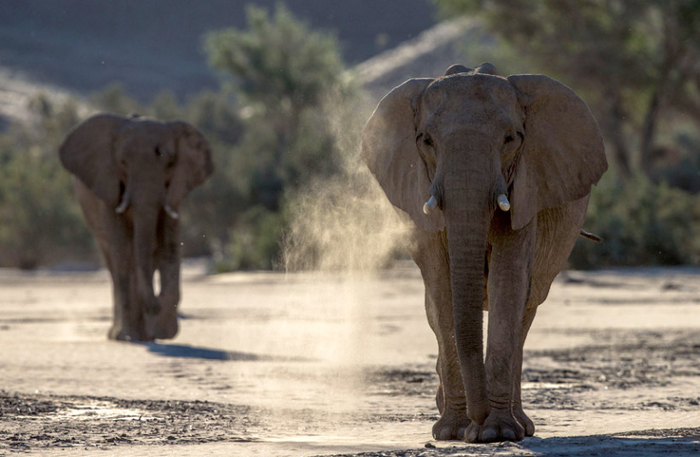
left=506, top=75, right=608, bottom=230
left=360, top=78, right=445, bottom=232
left=59, top=114, right=127, bottom=207
left=166, top=122, right=214, bottom=207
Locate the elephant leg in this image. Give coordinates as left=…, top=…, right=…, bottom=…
left=505, top=197, right=590, bottom=434
left=511, top=306, right=537, bottom=436
left=145, top=213, right=180, bottom=340
left=471, top=212, right=536, bottom=442
left=411, top=229, right=469, bottom=440
left=108, top=214, right=149, bottom=342
left=99, top=238, right=127, bottom=341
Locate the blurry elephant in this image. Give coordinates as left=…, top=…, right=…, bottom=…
left=60, top=114, right=213, bottom=341
left=361, top=64, right=607, bottom=442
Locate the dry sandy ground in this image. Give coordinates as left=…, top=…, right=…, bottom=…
left=1, top=261, right=699, bottom=456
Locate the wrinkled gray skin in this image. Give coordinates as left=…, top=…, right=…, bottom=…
left=361, top=64, right=607, bottom=443
left=60, top=114, right=213, bottom=342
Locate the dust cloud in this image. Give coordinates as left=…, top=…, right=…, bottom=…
left=280, top=90, right=414, bottom=365
left=282, top=161, right=411, bottom=274
left=274, top=92, right=416, bottom=404
left=282, top=95, right=412, bottom=274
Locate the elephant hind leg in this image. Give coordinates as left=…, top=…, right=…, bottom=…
left=510, top=306, right=537, bottom=437
left=508, top=198, right=589, bottom=435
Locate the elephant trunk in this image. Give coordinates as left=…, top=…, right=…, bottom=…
left=441, top=146, right=494, bottom=426
left=133, top=209, right=160, bottom=319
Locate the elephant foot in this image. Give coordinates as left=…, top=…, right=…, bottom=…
left=145, top=316, right=178, bottom=340
left=432, top=411, right=469, bottom=440
left=108, top=324, right=152, bottom=342
left=513, top=406, right=535, bottom=437
left=466, top=409, right=524, bottom=443
left=144, top=304, right=179, bottom=340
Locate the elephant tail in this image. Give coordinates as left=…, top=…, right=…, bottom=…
left=579, top=229, right=602, bottom=243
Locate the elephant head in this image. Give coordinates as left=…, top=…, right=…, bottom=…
left=59, top=114, right=213, bottom=340
left=361, top=64, right=607, bottom=427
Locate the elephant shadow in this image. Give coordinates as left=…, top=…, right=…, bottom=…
left=510, top=433, right=700, bottom=456
left=138, top=342, right=312, bottom=362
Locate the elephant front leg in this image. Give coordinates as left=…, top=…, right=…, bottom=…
left=412, top=230, right=469, bottom=440
left=467, top=214, right=536, bottom=442
left=106, top=215, right=150, bottom=341
left=428, top=293, right=469, bottom=440
left=107, top=264, right=150, bottom=341
left=145, top=215, right=180, bottom=340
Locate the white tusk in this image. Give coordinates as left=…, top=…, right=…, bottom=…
left=115, top=194, right=130, bottom=214
left=497, top=194, right=511, bottom=212
left=115, top=200, right=128, bottom=214
left=423, top=195, right=438, bottom=215
left=164, top=204, right=180, bottom=220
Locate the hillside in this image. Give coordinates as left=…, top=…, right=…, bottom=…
left=0, top=1, right=437, bottom=103
left=355, top=18, right=486, bottom=100
left=0, top=2, right=503, bottom=132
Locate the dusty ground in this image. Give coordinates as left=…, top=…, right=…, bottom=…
left=1, top=261, right=699, bottom=456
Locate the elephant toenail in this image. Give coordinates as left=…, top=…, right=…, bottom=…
left=502, top=429, right=517, bottom=441
left=481, top=428, right=497, bottom=441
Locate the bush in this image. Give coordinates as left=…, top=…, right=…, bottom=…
left=201, top=4, right=355, bottom=270
left=570, top=173, right=700, bottom=269
left=0, top=99, right=95, bottom=268
left=212, top=206, right=283, bottom=272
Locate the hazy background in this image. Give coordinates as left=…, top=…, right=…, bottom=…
left=0, top=0, right=698, bottom=272
left=0, top=0, right=436, bottom=100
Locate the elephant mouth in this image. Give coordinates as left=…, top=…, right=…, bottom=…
left=113, top=182, right=179, bottom=220
left=422, top=173, right=511, bottom=216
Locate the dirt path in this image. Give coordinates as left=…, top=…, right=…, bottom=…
left=1, top=263, right=699, bottom=456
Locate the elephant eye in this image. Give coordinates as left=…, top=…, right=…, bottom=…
left=504, top=134, right=514, bottom=144
left=155, top=146, right=162, bottom=157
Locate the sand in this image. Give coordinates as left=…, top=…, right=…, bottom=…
left=1, top=261, right=699, bottom=456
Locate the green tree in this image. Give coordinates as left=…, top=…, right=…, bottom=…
left=203, top=4, right=355, bottom=269
left=205, top=3, right=347, bottom=211
left=434, top=0, right=700, bottom=182
left=570, top=172, right=700, bottom=268
left=0, top=95, right=94, bottom=269
left=89, top=83, right=142, bottom=116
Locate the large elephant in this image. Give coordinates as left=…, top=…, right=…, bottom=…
left=361, top=64, right=607, bottom=443
left=60, top=114, right=213, bottom=342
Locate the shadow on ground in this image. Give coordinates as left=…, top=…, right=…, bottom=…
left=521, top=432, right=700, bottom=457
left=140, top=342, right=312, bottom=362
left=324, top=430, right=700, bottom=457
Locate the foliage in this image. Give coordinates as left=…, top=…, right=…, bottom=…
left=650, top=131, right=700, bottom=194
left=434, top=0, right=700, bottom=183
left=213, top=206, right=284, bottom=272
left=201, top=4, right=354, bottom=270
left=206, top=4, right=343, bottom=111
left=205, top=4, right=346, bottom=206
left=570, top=173, right=700, bottom=268
left=0, top=96, right=93, bottom=269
